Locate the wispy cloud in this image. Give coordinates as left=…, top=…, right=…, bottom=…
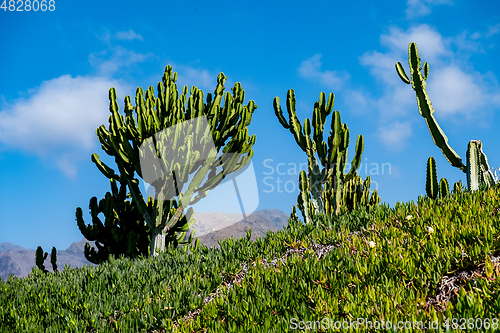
left=89, top=46, right=153, bottom=77
left=486, top=23, right=500, bottom=38
left=405, top=0, right=454, bottom=19
left=0, top=75, right=131, bottom=178
left=115, top=29, right=144, bottom=41
left=377, top=121, right=413, bottom=152
left=298, top=54, right=351, bottom=90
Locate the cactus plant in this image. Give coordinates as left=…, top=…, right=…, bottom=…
left=76, top=178, right=153, bottom=264
left=396, top=42, right=496, bottom=193
left=439, top=177, right=450, bottom=199
left=35, top=246, right=58, bottom=273
left=35, top=246, right=48, bottom=273
left=426, top=156, right=439, bottom=200
left=86, top=65, right=257, bottom=256
left=425, top=156, right=451, bottom=201
left=274, top=89, right=380, bottom=224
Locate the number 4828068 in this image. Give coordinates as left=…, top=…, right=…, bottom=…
left=1, top=0, right=55, bottom=11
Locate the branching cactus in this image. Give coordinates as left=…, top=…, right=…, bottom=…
left=88, top=65, right=257, bottom=256
left=76, top=178, right=153, bottom=264
left=35, top=246, right=58, bottom=273
left=425, top=156, right=452, bottom=200
left=396, top=42, right=496, bottom=192
left=274, top=89, right=380, bottom=224
left=35, top=246, right=48, bottom=273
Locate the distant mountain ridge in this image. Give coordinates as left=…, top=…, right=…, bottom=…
left=0, top=208, right=292, bottom=281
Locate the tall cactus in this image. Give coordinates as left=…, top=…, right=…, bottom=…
left=425, top=156, right=450, bottom=200
left=35, top=246, right=58, bottom=273
left=76, top=178, right=153, bottom=264
left=274, top=90, right=380, bottom=224
left=426, top=156, right=439, bottom=200
left=396, top=42, right=496, bottom=192
left=35, top=246, right=48, bottom=273
left=87, top=65, right=257, bottom=256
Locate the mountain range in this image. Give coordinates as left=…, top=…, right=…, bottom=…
left=0, top=209, right=292, bottom=281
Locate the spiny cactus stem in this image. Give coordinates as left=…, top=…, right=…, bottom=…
left=163, top=206, right=184, bottom=233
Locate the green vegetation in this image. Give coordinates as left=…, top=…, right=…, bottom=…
left=2, top=184, right=500, bottom=332
left=8, top=42, right=498, bottom=332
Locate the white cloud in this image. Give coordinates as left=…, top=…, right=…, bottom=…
left=115, top=29, right=144, bottom=41
left=428, top=66, right=500, bottom=121
left=0, top=75, right=132, bottom=178
left=297, top=54, right=350, bottom=90
left=358, top=24, right=500, bottom=151
left=377, top=121, right=413, bottom=152
left=451, top=30, right=485, bottom=54
left=486, top=23, right=500, bottom=38
left=176, top=66, right=218, bottom=93
left=405, top=0, right=454, bottom=19
left=89, top=46, right=153, bottom=77
left=376, top=25, right=451, bottom=65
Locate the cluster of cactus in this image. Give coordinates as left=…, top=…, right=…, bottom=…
left=76, top=178, right=153, bottom=264
left=425, top=156, right=468, bottom=200
left=35, top=246, right=58, bottom=274
left=81, top=65, right=257, bottom=257
left=396, top=42, right=497, bottom=194
left=274, top=89, right=380, bottom=224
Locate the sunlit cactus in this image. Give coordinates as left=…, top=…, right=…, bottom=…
left=274, top=89, right=380, bottom=224
left=85, top=65, right=257, bottom=256
left=396, top=42, right=496, bottom=193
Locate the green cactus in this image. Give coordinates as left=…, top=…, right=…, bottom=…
left=425, top=156, right=451, bottom=201
left=76, top=178, right=153, bottom=264
left=426, top=156, right=439, bottom=200
left=453, top=180, right=464, bottom=194
left=439, top=178, right=450, bottom=199
left=87, top=65, right=257, bottom=256
left=339, top=174, right=378, bottom=214
left=35, top=246, right=58, bottom=274
left=35, top=246, right=48, bottom=273
left=274, top=90, right=380, bottom=224
left=396, top=42, right=496, bottom=192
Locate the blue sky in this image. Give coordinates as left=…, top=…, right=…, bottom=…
left=1, top=1, right=500, bottom=251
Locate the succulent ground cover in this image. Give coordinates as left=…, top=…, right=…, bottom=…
left=1, top=183, right=499, bottom=332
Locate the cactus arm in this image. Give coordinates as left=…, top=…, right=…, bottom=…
left=404, top=43, right=466, bottom=172
left=476, top=141, right=496, bottom=187
left=307, top=153, right=324, bottom=213
left=345, top=135, right=364, bottom=181
left=297, top=170, right=314, bottom=224
left=439, top=178, right=450, bottom=199
left=35, top=246, right=48, bottom=273
left=395, top=62, right=411, bottom=84
left=466, top=140, right=495, bottom=191
left=91, top=154, right=121, bottom=181
left=50, top=247, right=58, bottom=272
left=426, top=157, right=439, bottom=199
